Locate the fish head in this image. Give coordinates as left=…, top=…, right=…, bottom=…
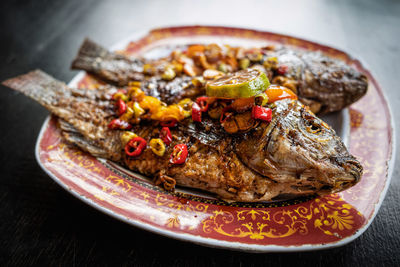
left=236, top=99, right=362, bottom=197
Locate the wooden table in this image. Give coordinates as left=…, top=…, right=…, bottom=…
left=1, top=0, right=399, bottom=265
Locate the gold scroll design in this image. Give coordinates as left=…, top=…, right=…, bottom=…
left=100, top=175, right=133, bottom=197
left=155, top=194, right=209, bottom=229
left=46, top=141, right=107, bottom=178
left=97, top=177, right=210, bottom=230
left=202, top=195, right=358, bottom=240
left=95, top=174, right=157, bottom=211
left=99, top=174, right=153, bottom=205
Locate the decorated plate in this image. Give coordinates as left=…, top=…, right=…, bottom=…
left=35, top=26, right=394, bottom=252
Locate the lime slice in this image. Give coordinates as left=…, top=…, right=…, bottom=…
left=205, top=69, right=270, bottom=98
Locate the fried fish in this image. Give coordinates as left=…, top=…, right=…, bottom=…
left=71, top=39, right=368, bottom=114
left=2, top=70, right=362, bottom=202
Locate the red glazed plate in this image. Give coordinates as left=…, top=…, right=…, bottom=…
left=35, top=26, right=395, bottom=252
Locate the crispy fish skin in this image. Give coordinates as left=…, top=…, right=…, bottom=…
left=2, top=71, right=362, bottom=202
left=268, top=48, right=368, bottom=114
left=71, top=39, right=367, bottom=114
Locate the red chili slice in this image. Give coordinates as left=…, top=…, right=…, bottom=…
left=160, top=127, right=172, bottom=146
left=192, top=102, right=202, bottom=122
left=277, top=65, right=288, bottom=75
left=251, top=106, right=272, bottom=122
left=125, top=137, right=147, bottom=157
left=160, top=120, right=177, bottom=127
left=196, top=97, right=209, bottom=112
left=108, top=119, right=132, bottom=130
left=170, top=144, right=188, bottom=164
left=220, top=106, right=234, bottom=123
left=116, top=99, right=127, bottom=116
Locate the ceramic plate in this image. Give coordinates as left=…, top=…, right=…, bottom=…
left=35, top=26, right=394, bottom=252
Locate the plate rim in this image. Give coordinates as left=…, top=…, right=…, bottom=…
left=34, top=25, right=396, bottom=252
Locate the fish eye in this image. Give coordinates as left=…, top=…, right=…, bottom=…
left=309, top=122, right=322, bottom=133
left=301, top=109, right=323, bottom=134
left=304, top=120, right=322, bottom=134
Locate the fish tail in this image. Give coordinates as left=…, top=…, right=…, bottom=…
left=70, top=38, right=111, bottom=72
left=2, top=70, right=122, bottom=161
left=70, top=38, right=144, bottom=86
left=2, top=69, right=69, bottom=106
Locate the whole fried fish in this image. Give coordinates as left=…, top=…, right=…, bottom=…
left=2, top=70, right=362, bottom=202
left=71, top=39, right=368, bottom=114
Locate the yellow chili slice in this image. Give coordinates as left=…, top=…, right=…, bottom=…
left=205, top=69, right=270, bottom=99
left=120, top=131, right=138, bottom=146
left=149, top=138, right=166, bottom=157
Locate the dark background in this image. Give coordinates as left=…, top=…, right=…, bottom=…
left=1, top=0, right=399, bottom=266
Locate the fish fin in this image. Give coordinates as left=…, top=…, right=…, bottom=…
left=70, top=38, right=144, bottom=86
left=70, top=38, right=114, bottom=72
left=58, top=119, right=111, bottom=158
left=3, top=70, right=122, bottom=161
left=2, top=69, right=69, bottom=106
